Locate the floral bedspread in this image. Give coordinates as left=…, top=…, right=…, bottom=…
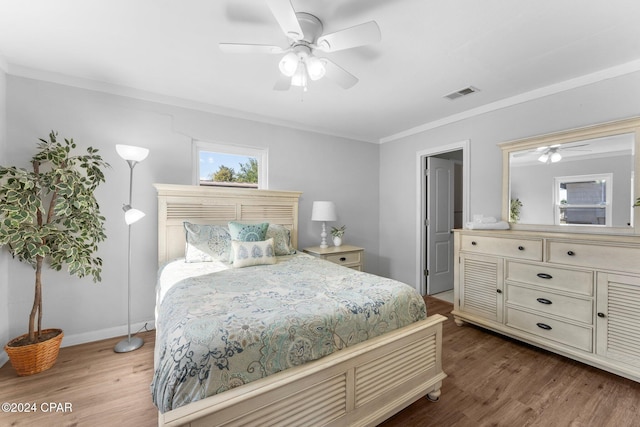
left=151, top=253, right=427, bottom=413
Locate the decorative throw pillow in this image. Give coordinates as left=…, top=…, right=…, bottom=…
left=231, top=238, right=276, bottom=268
left=228, top=221, right=269, bottom=242
left=184, top=222, right=231, bottom=263
left=266, top=224, right=296, bottom=256
left=228, top=222, right=269, bottom=263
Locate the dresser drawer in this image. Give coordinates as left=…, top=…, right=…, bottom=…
left=505, top=261, right=593, bottom=296
left=460, top=235, right=542, bottom=261
left=506, top=308, right=592, bottom=352
left=325, top=251, right=361, bottom=266
left=506, top=284, right=593, bottom=324
left=548, top=241, right=640, bottom=273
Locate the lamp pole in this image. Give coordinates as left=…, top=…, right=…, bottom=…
left=114, top=145, right=148, bottom=353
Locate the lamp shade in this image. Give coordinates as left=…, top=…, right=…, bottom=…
left=291, top=63, right=308, bottom=88
left=116, top=144, right=149, bottom=162
left=123, top=205, right=145, bottom=225
left=311, top=201, right=337, bottom=222
left=550, top=152, right=562, bottom=162
left=279, top=52, right=299, bottom=77
left=306, top=56, right=326, bottom=81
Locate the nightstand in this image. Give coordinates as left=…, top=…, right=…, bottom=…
left=302, top=245, right=364, bottom=271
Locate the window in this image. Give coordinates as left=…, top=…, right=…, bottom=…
left=554, top=174, right=612, bottom=226
left=193, top=140, right=268, bottom=189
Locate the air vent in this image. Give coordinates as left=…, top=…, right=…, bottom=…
left=444, top=86, right=479, bottom=100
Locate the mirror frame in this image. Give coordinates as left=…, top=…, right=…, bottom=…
left=499, top=116, right=640, bottom=235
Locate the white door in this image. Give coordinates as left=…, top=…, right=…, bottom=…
left=426, top=157, right=454, bottom=294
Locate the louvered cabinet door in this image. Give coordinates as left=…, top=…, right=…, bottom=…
left=459, top=253, right=504, bottom=323
left=596, top=273, right=640, bottom=368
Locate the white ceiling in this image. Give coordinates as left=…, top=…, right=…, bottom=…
left=1, top=0, right=640, bottom=143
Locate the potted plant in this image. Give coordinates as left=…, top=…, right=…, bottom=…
left=331, top=225, right=346, bottom=247
left=509, top=198, right=523, bottom=223
left=0, top=131, right=109, bottom=376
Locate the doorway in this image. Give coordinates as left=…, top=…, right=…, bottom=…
left=416, top=141, right=468, bottom=296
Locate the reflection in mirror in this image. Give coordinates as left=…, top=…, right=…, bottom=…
left=508, top=133, right=635, bottom=228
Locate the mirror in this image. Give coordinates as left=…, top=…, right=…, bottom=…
left=500, top=117, right=640, bottom=234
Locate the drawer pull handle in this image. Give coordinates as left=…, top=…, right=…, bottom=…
left=471, top=241, right=477, bottom=246
left=496, top=289, right=502, bottom=294
left=536, top=298, right=552, bottom=305
left=537, top=273, right=553, bottom=280
left=518, top=246, right=525, bottom=251
left=567, top=250, right=575, bottom=256
left=536, top=322, right=552, bottom=331
left=597, top=312, right=606, bottom=318
left=339, top=257, right=347, bottom=262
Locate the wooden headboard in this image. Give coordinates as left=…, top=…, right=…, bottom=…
left=154, top=183, right=302, bottom=264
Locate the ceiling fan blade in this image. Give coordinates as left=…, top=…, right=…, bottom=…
left=219, top=43, right=284, bottom=54
left=321, top=59, right=359, bottom=89
left=316, top=21, right=381, bottom=52
left=265, top=0, right=304, bottom=40
left=273, top=74, right=292, bottom=91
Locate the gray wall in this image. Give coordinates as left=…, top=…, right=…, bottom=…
left=3, top=67, right=640, bottom=357
left=379, top=70, right=640, bottom=287
left=0, top=65, right=8, bottom=366
left=4, top=76, right=379, bottom=348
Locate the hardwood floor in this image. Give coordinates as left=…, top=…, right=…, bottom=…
left=383, top=297, right=640, bottom=427
left=0, top=331, right=158, bottom=427
left=1, top=297, right=639, bottom=427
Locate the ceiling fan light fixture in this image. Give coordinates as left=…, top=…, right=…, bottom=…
left=291, top=63, right=308, bottom=89
left=550, top=152, right=562, bottom=162
left=306, top=56, right=326, bottom=80
left=538, top=153, right=550, bottom=163
left=279, top=52, right=299, bottom=77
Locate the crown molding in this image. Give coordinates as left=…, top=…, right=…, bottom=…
left=379, top=59, right=640, bottom=144
left=6, top=58, right=640, bottom=146
left=6, top=64, right=375, bottom=144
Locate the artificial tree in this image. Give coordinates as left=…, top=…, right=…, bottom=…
left=0, top=131, right=109, bottom=348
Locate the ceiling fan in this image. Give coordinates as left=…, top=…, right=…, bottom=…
left=513, top=143, right=591, bottom=163
left=219, top=0, right=381, bottom=91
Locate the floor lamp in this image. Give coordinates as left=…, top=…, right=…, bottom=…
left=114, top=144, right=149, bottom=353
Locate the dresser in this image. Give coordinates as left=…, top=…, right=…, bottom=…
left=302, top=245, right=364, bottom=271
left=453, top=229, right=640, bottom=382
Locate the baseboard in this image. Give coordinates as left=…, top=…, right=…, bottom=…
left=0, top=351, right=8, bottom=368
left=0, top=321, right=154, bottom=369
left=60, top=319, right=155, bottom=348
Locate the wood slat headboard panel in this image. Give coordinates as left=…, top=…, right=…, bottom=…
left=154, top=183, right=302, bottom=264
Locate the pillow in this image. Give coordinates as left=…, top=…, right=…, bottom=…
left=228, top=221, right=269, bottom=242
left=266, top=224, right=296, bottom=256
left=231, top=238, right=276, bottom=268
left=228, top=222, right=269, bottom=263
left=184, top=222, right=231, bottom=263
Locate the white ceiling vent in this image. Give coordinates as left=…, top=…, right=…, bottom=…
left=444, top=86, right=480, bottom=100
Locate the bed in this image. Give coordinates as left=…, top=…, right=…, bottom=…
left=153, top=183, right=446, bottom=427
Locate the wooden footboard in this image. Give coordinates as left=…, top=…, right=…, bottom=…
left=158, top=314, right=446, bottom=427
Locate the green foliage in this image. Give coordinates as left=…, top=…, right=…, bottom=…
left=210, top=158, right=258, bottom=184
left=331, top=225, right=346, bottom=237
left=212, top=165, right=235, bottom=183
left=509, top=198, right=523, bottom=223
left=236, top=158, right=258, bottom=183
left=0, top=131, right=110, bottom=342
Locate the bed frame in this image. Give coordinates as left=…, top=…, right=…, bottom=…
left=154, top=183, right=447, bottom=427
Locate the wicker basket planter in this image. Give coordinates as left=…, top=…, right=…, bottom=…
left=4, top=329, right=64, bottom=376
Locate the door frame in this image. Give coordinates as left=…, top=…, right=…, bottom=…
left=416, top=140, right=470, bottom=295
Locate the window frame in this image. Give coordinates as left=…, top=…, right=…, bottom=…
left=192, top=140, right=268, bottom=189
left=553, top=173, right=612, bottom=226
